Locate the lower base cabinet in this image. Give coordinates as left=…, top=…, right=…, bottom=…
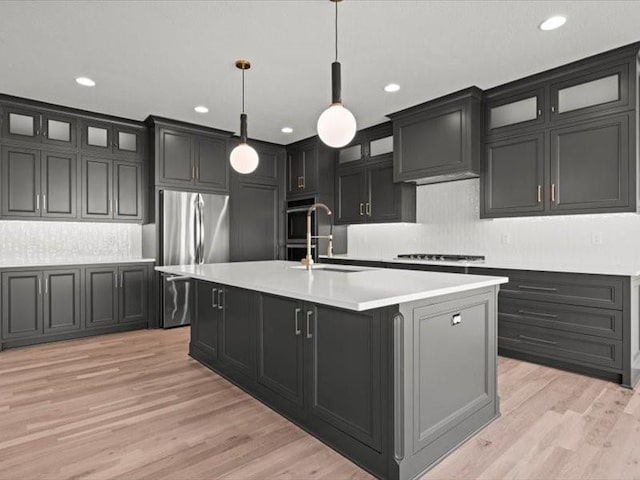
left=0, top=262, right=152, bottom=350
left=190, top=283, right=393, bottom=479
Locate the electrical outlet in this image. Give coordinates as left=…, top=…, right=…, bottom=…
left=591, top=232, right=603, bottom=245
left=501, top=233, right=512, bottom=245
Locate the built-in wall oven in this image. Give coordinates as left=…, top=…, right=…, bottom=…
left=286, top=197, right=317, bottom=261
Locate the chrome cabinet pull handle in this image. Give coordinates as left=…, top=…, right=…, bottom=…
left=38, top=278, right=42, bottom=295
left=45, top=277, right=48, bottom=295
left=537, top=109, right=542, bottom=117
left=518, top=309, right=558, bottom=319
left=211, top=288, right=218, bottom=307
left=551, top=106, right=556, bottom=113
left=551, top=183, right=556, bottom=203
left=519, top=334, right=557, bottom=346
left=120, top=273, right=123, bottom=289
left=294, top=308, right=301, bottom=335
left=301, top=176, right=305, bottom=189
left=537, top=185, right=542, bottom=203
left=517, top=285, right=558, bottom=292
left=218, top=289, right=224, bottom=310
left=366, top=202, right=371, bottom=216
left=359, top=203, right=364, bottom=216
left=306, top=310, right=313, bottom=339
left=36, top=194, right=40, bottom=211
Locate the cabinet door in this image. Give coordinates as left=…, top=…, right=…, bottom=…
left=482, top=133, right=545, bottom=217
left=43, top=269, right=81, bottom=334
left=231, top=182, right=278, bottom=261
left=287, top=149, right=305, bottom=195
left=81, top=120, right=113, bottom=153
left=305, top=304, right=382, bottom=452
left=368, top=135, right=393, bottom=162
left=335, top=166, right=366, bottom=224
left=118, top=266, right=147, bottom=324
left=338, top=142, right=364, bottom=166
left=159, top=128, right=194, bottom=186
left=193, top=280, right=221, bottom=359
left=81, top=156, right=113, bottom=219
left=42, top=151, right=77, bottom=218
left=366, top=159, right=401, bottom=223
left=485, top=87, right=545, bottom=136
left=257, top=294, right=304, bottom=407
left=113, top=161, right=142, bottom=221
left=219, top=286, right=255, bottom=379
left=1, top=271, right=42, bottom=340
left=550, top=114, right=630, bottom=213
left=1, top=106, right=41, bottom=143
left=194, top=135, right=228, bottom=191
left=42, top=113, right=76, bottom=148
left=114, top=126, right=144, bottom=160
left=1, top=145, right=41, bottom=217
left=550, top=63, right=629, bottom=123
left=85, top=267, right=118, bottom=327
left=300, top=144, right=318, bottom=193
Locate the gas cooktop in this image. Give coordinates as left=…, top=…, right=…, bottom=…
left=396, top=253, right=485, bottom=263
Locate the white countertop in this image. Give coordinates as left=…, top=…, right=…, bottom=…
left=0, top=257, right=156, bottom=268
left=156, top=260, right=507, bottom=311
left=320, top=254, right=640, bottom=277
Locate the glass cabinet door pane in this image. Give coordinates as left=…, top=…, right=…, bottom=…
left=9, top=113, right=35, bottom=137
left=47, top=119, right=71, bottom=142
left=557, top=74, right=619, bottom=113
left=369, top=136, right=393, bottom=157
left=118, top=131, right=137, bottom=152
left=338, top=144, right=362, bottom=164
left=87, top=126, right=108, bottom=147
left=489, top=97, right=538, bottom=130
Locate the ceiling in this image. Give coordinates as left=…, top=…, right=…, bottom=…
left=1, top=1, right=639, bottom=144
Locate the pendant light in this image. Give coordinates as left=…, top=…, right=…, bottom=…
left=229, top=60, right=259, bottom=174
left=317, top=0, right=356, bottom=148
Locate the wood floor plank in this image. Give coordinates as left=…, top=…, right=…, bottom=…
left=1, top=328, right=639, bottom=480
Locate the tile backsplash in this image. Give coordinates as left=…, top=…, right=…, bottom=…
left=347, top=178, right=640, bottom=267
left=0, top=221, right=142, bottom=262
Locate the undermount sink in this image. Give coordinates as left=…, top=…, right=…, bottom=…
left=288, top=265, right=366, bottom=273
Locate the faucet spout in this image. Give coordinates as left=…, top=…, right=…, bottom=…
left=303, top=203, right=333, bottom=270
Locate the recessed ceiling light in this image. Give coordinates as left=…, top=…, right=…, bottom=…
left=281, top=127, right=293, bottom=134
left=194, top=105, right=209, bottom=113
left=75, top=76, right=95, bottom=87
left=539, top=15, right=566, bottom=31
left=384, top=83, right=401, bottom=93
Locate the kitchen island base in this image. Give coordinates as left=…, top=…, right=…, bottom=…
left=188, top=280, right=500, bottom=480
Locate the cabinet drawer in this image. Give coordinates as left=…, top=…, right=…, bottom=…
left=497, top=271, right=624, bottom=310
left=498, top=320, right=622, bottom=370
left=499, top=298, right=622, bottom=340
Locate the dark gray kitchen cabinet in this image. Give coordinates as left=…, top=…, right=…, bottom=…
left=148, top=118, right=231, bottom=193
left=287, top=140, right=317, bottom=196
left=1, top=145, right=41, bottom=217
left=113, top=161, right=142, bottom=220
left=113, top=125, right=145, bottom=160
left=335, top=157, right=415, bottom=225
left=193, top=280, right=221, bottom=359
left=336, top=166, right=366, bottom=223
left=42, top=151, right=77, bottom=218
left=219, top=286, right=256, bottom=379
left=1, top=104, right=77, bottom=148
left=194, top=135, right=228, bottom=191
left=231, top=181, right=279, bottom=261
left=390, top=87, right=482, bottom=184
left=1, top=270, right=42, bottom=340
left=81, top=120, right=112, bottom=153
left=43, top=269, right=81, bottom=334
left=481, top=133, right=545, bottom=217
left=257, top=294, right=305, bottom=408
left=85, top=267, right=118, bottom=327
left=81, top=156, right=112, bottom=219
left=485, top=87, right=545, bottom=137
left=305, top=303, right=383, bottom=452
left=549, top=113, right=631, bottom=213
left=81, top=120, right=145, bottom=161
left=118, top=266, right=147, bottom=324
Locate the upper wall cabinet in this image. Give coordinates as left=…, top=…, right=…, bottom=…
left=286, top=137, right=335, bottom=199
left=80, top=120, right=146, bottom=161
left=389, top=87, right=482, bottom=185
left=481, top=44, right=639, bottom=218
left=1, top=104, right=77, bottom=148
left=147, top=117, right=231, bottom=193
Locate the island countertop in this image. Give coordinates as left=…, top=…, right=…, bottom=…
left=156, top=260, right=508, bottom=311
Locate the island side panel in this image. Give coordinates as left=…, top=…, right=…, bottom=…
left=397, top=285, right=500, bottom=480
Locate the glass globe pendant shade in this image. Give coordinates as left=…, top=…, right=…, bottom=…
left=317, top=103, right=356, bottom=148
left=230, top=142, right=259, bottom=174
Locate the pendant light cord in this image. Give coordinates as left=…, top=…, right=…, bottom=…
left=334, top=0, right=338, bottom=62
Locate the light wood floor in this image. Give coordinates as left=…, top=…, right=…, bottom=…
left=0, top=329, right=639, bottom=480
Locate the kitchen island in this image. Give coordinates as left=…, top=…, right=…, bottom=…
left=156, top=261, right=508, bottom=480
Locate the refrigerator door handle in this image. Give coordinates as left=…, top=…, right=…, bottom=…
left=198, top=198, right=205, bottom=264
left=193, top=195, right=201, bottom=264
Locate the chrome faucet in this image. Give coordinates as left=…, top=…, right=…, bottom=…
left=302, top=202, right=333, bottom=271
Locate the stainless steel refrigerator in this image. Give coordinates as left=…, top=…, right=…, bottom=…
left=161, top=190, right=230, bottom=328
